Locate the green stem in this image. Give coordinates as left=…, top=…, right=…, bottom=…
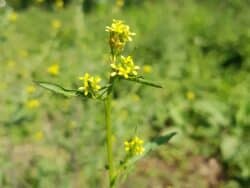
left=104, top=90, right=115, bottom=187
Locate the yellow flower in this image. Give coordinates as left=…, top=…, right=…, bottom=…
left=7, top=12, right=18, bottom=22
left=124, top=136, right=145, bottom=156
left=111, top=55, right=140, bottom=79
left=26, top=99, right=40, bottom=109
left=47, top=64, right=59, bottom=76
left=34, top=131, right=44, bottom=141
left=36, top=0, right=44, bottom=3
left=51, top=19, right=62, bottom=30
left=143, top=65, right=152, bottom=73
left=116, top=0, right=124, bottom=8
left=186, top=91, right=195, bottom=101
left=55, top=0, right=64, bottom=9
left=106, top=19, right=136, bottom=53
left=78, top=73, right=101, bottom=96
left=19, top=50, right=29, bottom=58
left=26, top=85, right=36, bottom=94
left=7, top=60, right=16, bottom=69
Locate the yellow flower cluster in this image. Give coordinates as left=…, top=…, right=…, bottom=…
left=78, top=73, right=101, bottom=96
left=110, top=56, right=140, bottom=78
left=106, top=19, right=135, bottom=54
left=124, top=136, right=145, bottom=156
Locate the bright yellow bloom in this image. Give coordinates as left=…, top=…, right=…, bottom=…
left=7, top=12, right=18, bottom=22
left=78, top=73, right=101, bottom=96
left=26, top=85, right=36, bottom=94
left=143, top=65, right=152, bottom=73
left=186, top=91, right=195, bottom=101
left=124, top=136, right=145, bottom=156
left=26, top=99, right=40, bottom=109
left=106, top=19, right=136, bottom=53
left=111, top=56, right=140, bottom=79
left=47, top=64, right=59, bottom=76
left=51, top=19, right=62, bottom=30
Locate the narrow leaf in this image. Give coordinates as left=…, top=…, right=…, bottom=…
left=126, top=77, right=162, bottom=88
left=35, top=81, right=78, bottom=97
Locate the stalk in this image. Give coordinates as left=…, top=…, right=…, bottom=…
left=104, top=84, right=115, bottom=187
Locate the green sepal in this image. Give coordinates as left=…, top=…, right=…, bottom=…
left=35, top=81, right=78, bottom=97
left=125, top=132, right=176, bottom=167
left=125, top=77, right=162, bottom=88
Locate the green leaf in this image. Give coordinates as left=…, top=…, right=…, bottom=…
left=126, top=132, right=176, bottom=166
left=126, top=77, right=163, bottom=88
left=35, top=81, right=78, bottom=97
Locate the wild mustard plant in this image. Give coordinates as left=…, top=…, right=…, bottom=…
left=37, top=19, right=176, bottom=188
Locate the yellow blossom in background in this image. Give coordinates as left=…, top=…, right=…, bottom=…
left=143, top=65, right=152, bottom=73
left=78, top=73, right=101, bottom=96
left=19, top=49, right=29, bottom=58
left=131, top=94, right=140, bottom=102
left=111, top=55, right=140, bottom=78
left=55, top=0, right=64, bottom=9
left=26, top=99, right=40, bottom=109
left=34, top=131, right=44, bottom=141
left=36, top=0, right=44, bottom=3
left=124, top=136, right=145, bottom=156
left=47, top=64, right=59, bottom=76
left=51, top=19, right=62, bottom=30
left=68, top=121, right=77, bottom=129
left=0, top=83, right=7, bottom=91
left=186, top=91, right=195, bottom=101
left=26, top=85, right=36, bottom=94
left=116, top=0, right=124, bottom=8
left=6, top=60, right=16, bottom=69
left=7, top=11, right=18, bottom=22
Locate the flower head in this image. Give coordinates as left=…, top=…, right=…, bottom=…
left=106, top=19, right=136, bottom=54
left=47, top=64, right=59, bottom=76
left=124, top=136, right=145, bottom=156
left=111, top=55, right=140, bottom=78
left=78, top=73, right=101, bottom=96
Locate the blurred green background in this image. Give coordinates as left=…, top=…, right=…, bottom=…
left=1, top=0, right=250, bottom=187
